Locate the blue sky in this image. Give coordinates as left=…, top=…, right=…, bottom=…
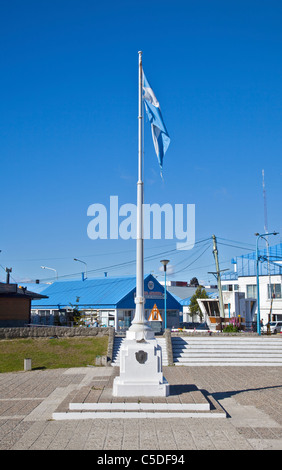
left=1, top=0, right=282, bottom=285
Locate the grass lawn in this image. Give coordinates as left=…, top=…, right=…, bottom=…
left=0, top=336, right=108, bottom=373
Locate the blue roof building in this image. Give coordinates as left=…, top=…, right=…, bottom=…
left=30, top=274, right=182, bottom=330
left=222, top=242, right=282, bottom=280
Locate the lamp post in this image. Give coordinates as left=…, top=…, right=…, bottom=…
left=255, top=231, right=278, bottom=335
left=160, top=260, right=170, bottom=330
left=74, top=258, right=87, bottom=281
left=41, top=266, right=58, bottom=280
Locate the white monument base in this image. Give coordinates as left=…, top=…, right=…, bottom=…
left=113, top=338, right=169, bottom=397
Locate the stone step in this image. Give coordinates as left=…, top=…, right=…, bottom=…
left=175, top=364, right=282, bottom=368
left=175, top=356, right=282, bottom=362
left=173, top=343, right=282, bottom=350
left=69, top=402, right=210, bottom=411
left=52, top=409, right=226, bottom=419
left=172, top=336, right=282, bottom=366
left=52, top=398, right=226, bottom=420
left=172, top=338, right=282, bottom=344
left=175, top=351, right=282, bottom=357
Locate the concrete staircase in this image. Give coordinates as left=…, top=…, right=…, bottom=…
left=111, top=336, right=168, bottom=366
left=172, top=335, right=282, bottom=366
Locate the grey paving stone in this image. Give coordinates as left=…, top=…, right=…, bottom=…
left=0, top=364, right=280, bottom=450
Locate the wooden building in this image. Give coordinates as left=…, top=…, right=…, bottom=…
left=0, top=283, right=48, bottom=327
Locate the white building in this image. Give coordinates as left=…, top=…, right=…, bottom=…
left=196, top=290, right=256, bottom=331
left=165, top=283, right=218, bottom=324
left=221, top=243, right=282, bottom=327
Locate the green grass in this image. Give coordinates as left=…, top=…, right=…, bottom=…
left=0, top=336, right=108, bottom=373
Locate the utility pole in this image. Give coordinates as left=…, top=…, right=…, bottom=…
left=212, top=235, right=225, bottom=323
left=5, top=268, right=12, bottom=284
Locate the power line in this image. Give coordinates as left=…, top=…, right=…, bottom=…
left=217, top=242, right=255, bottom=251
left=171, top=241, right=212, bottom=269
left=0, top=264, right=17, bottom=284
left=0, top=241, right=179, bottom=263
left=7, top=235, right=263, bottom=284
left=217, top=237, right=255, bottom=248
left=172, top=242, right=212, bottom=275
left=36, top=237, right=213, bottom=282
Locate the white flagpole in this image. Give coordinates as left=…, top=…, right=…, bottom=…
left=136, top=50, right=144, bottom=324
left=127, top=51, right=153, bottom=341
left=113, top=52, right=168, bottom=398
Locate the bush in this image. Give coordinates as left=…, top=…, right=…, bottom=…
left=223, top=324, right=239, bottom=333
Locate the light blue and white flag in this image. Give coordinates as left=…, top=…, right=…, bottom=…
left=142, top=71, right=170, bottom=176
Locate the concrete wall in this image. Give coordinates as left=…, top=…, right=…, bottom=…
left=0, top=326, right=113, bottom=339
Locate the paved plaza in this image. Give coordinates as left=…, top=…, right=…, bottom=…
left=0, top=365, right=282, bottom=451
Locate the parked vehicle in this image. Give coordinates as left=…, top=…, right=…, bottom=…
left=262, top=321, right=282, bottom=334
left=179, top=322, right=209, bottom=330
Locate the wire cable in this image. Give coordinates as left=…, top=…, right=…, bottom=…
left=172, top=242, right=212, bottom=275
left=33, top=237, right=213, bottom=282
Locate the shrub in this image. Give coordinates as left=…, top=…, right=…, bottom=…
left=223, top=324, right=239, bottom=333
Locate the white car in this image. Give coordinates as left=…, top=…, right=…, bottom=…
left=262, top=321, right=282, bottom=334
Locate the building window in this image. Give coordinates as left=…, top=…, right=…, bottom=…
left=222, top=284, right=236, bottom=292
left=124, top=310, right=132, bottom=328
left=246, top=285, right=257, bottom=299
left=118, top=310, right=132, bottom=330
left=36, top=310, right=51, bottom=325
left=267, top=284, right=281, bottom=299
left=101, top=310, right=115, bottom=327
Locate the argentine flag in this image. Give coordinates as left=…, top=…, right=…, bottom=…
left=142, top=71, right=170, bottom=175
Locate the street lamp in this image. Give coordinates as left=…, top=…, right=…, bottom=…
left=41, top=266, right=58, bottom=280
left=255, top=231, right=278, bottom=335
left=160, top=260, right=170, bottom=330
left=74, top=258, right=87, bottom=281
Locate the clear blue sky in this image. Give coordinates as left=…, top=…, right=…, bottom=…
left=1, top=0, right=282, bottom=285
